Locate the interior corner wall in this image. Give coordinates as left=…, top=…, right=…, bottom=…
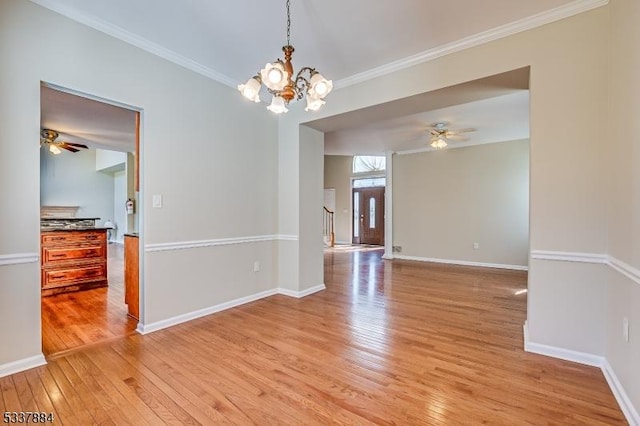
left=324, top=155, right=353, bottom=244
left=0, top=0, right=278, bottom=366
left=606, top=0, right=640, bottom=415
left=283, top=6, right=609, bottom=360
left=393, top=140, right=529, bottom=268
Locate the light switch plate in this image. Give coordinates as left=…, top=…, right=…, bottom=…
left=152, top=194, right=163, bottom=208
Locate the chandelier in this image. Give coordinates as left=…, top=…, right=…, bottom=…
left=237, top=0, right=333, bottom=114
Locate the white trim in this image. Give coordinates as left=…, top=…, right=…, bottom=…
left=277, top=284, right=326, bottom=298
left=137, top=289, right=279, bottom=334
left=334, top=0, right=608, bottom=89
left=137, top=284, right=325, bottom=334
left=394, top=254, right=528, bottom=271
left=31, top=0, right=607, bottom=92
left=383, top=151, right=394, bottom=260
left=602, top=359, right=640, bottom=426
left=523, top=322, right=639, bottom=426
left=30, top=0, right=237, bottom=88
left=530, top=251, right=640, bottom=286
left=145, top=234, right=298, bottom=252
left=0, top=253, right=39, bottom=266
left=523, top=322, right=603, bottom=367
left=0, top=354, right=47, bottom=378
left=609, top=256, right=640, bottom=286
left=531, top=250, right=608, bottom=264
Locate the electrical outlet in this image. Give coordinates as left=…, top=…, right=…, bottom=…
left=473, top=242, right=480, bottom=250
left=623, top=317, right=629, bottom=342
left=253, top=261, right=260, bottom=273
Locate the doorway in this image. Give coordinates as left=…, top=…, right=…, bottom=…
left=352, top=186, right=385, bottom=245
left=39, top=83, right=141, bottom=357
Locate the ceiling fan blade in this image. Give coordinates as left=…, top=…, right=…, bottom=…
left=450, top=127, right=476, bottom=134
left=446, top=135, right=469, bottom=141
left=59, top=144, right=79, bottom=153
left=63, top=142, right=89, bottom=149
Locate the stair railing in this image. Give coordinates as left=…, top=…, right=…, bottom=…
left=323, top=207, right=335, bottom=247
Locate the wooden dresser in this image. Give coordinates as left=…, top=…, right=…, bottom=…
left=40, top=229, right=108, bottom=296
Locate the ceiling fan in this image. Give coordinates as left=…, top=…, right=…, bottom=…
left=40, top=129, right=89, bottom=154
left=428, top=122, right=475, bottom=149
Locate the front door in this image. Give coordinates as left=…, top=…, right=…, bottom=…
left=352, top=187, right=385, bottom=245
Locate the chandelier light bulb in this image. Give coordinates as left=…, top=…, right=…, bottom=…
left=237, top=77, right=262, bottom=103
left=267, top=96, right=288, bottom=114
left=49, top=144, right=62, bottom=154
left=305, top=95, right=325, bottom=112
left=309, top=73, right=333, bottom=98
left=261, top=62, right=289, bottom=91
left=268, top=68, right=283, bottom=84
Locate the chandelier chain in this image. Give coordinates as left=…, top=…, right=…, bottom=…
left=286, top=0, right=291, bottom=46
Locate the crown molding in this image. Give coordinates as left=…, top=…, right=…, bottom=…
left=31, top=0, right=608, bottom=92
left=29, top=0, right=237, bottom=88
left=334, top=0, right=609, bottom=89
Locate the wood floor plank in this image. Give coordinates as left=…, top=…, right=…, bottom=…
left=4, top=246, right=626, bottom=424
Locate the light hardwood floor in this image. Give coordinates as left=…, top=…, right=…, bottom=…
left=2, top=248, right=626, bottom=424
left=41, top=243, right=137, bottom=357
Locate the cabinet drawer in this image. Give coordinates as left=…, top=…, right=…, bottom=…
left=42, top=231, right=106, bottom=245
left=42, top=263, right=107, bottom=289
left=42, top=244, right=105, bottom=264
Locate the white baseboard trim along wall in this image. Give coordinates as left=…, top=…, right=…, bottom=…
left=528, top=249, right=640, bottom=426
left=0, top=354, right=46, bottom=379
left=524, top=322, right=639, bottom=426
left=393, top=254, right=528, bottom=271
left=137, top=284, right=326, bottom=335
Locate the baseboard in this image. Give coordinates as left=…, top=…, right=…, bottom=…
left=602, top=359, right=640, bottom=426
left=137, top=284, right=326, bottom=334
left=522, top=322, right=603, bottom=367
left=394, top=254, right=528, bottom=271
left=137, top=288, right=279, bottom=334
left=277, top=284, right=326, bottom=298
left=0, top=354, right=46, bottom=378
left=523, top=322, right=639, bottom=426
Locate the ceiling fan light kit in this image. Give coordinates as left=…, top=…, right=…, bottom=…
left=428, top=122, right=475, bottom=150
left=238, top=0, right=332, bottom=114
left=40, top=129, right=89, bottom=154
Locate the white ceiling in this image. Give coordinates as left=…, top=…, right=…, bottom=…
left=41, top=85, right=136, bottom=152
left=34, top=0, right=596, bottom=155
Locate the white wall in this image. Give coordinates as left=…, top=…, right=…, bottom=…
left=393, top=140, right=529, bottom=268
left=113, top=170, right=127, bottom=243
left=40, top=148, right=115, bottom=227
left=95, top=149, right=126, bottom=172
left=324, top=155, right=353, bottom=244
left=281, top=0, right=609, bottom=382
left=605, top=0, right=640, bottom=418
left=0, top=0, right=277, bottom=366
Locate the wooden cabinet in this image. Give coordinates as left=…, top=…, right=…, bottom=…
left=41, top=229, right=108, bottom=296
left=124, top=234, right=139, bottom=320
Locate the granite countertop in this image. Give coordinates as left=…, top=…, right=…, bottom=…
left=41, top=227, right=110, bottom=232
left=40, top=217, right=101, bottom=221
